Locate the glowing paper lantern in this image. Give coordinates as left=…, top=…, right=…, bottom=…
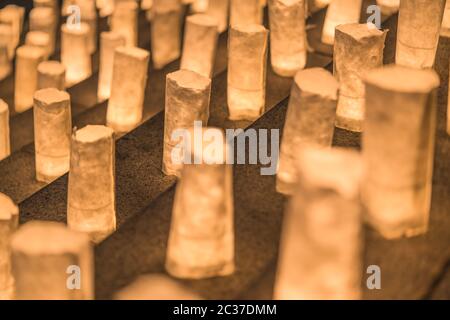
left=230, top=0, right=262, bottom=26
left=0, top=29, right=11, bottom=80
left=181, top=14, right=218, bottom=79
left=11, top=221, right=94, bottom=300
left=0, top=193, right=18, bottom=300
left=268, top=0, right=307, bottom=77
left=277, top=68, right=338, bottom=195
left=163, top=69, right=211, bottom=177
left=376, top=0, right=400, bottom=15
left=110, top=0, right=138, bottom=47
left=0, top=5, right=24, bottom=51
left=14, top=45, right=45, bottom=113
left=362, top=65, right=440, bottom=239
left=37, top=61, right=66, bottom=91
left=29, top=7, right=56, bottom=55
left=151, top=2, right=182, bottom=69
left=0, top=100, right=10, bottom=161
left=61, top=23, right=92, bottom=87
left=396, top=0, right=446, bottom=69
left=321, top=0, right=362, bottom=45
left=68, top=125, right=116, bottom=243
left=97, top=32, right=126, bottom=101
left=33, top=88, right=72, bottom=182
left=441, top=0, right=450, bottom=37
left=25, top=31, right=51, bottom=59
left=166, top=128, right=234, bottom=279
left=107, top=46, right=150, bottom=132
left=228, top=24, right=268, bottom=121
left=207, top=0, right=230, bottom=33
left=334, top=23, right=387, bottom=132
left=275, top=147, right=363, bottom=299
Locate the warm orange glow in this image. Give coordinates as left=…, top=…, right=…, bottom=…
left=15, top=45, right=45, bottom=113
left=275, top=147, right=363, bottom=300
left=363, top=65, right=440, bottom=239
left=163, top=69, right=211, bottom=177
left=61, top=23, right=92, bottom=87
left=321, top=0, right=362, bottom=45
left=0, top=193, right=18, bottom=300
left=334, top=23, right=387, bottom=132
left=268, top=0, right=307, bottom=77
left=0, top=99, right=10, bottom=161
left=110, top=1, right=138, bottom=47
left=151, top=2, right=182, bottom=69
left=25, top=31, right=51, bottom=59
left=11, top=221, right=93, bottom=300
left=33, top=88, right=72, bottom=182
left=207, top=0, right=230, bottom=33
left=97, top=32, right=126, bottom=102
left=67, top=125, right=116, bottom=243
left=29, top=7, right=56, bottom=55
left=37, top=60, right=66, bottom=90
left=376, top=0, right=400, bottom=15
left=0, top=5, right=24, bottom=50
left=181, top=14, right=218, bottom=79
left=230, top=0, right=262, bottom=27
left=228, top=24, right=268, bottom=121
left=309, top=0, right=331, bottom=13
left=97, top=0, right=115, bottom=17
left=1, top=0, right=447, bottom=302
left=277, top=68, right=338, bottom=195
left=0, top=25, right=12, bottom=80
left=107, top=46, right=150, bottom=132
left=114, top=274, right=202, bottom=300
left=396, top=0, right=446, bottom=68
left=442, top=1, right=450, bottom=37
left=0, top=24, right=14, bottom=60
left=166, top=128, right=234, bottom=279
